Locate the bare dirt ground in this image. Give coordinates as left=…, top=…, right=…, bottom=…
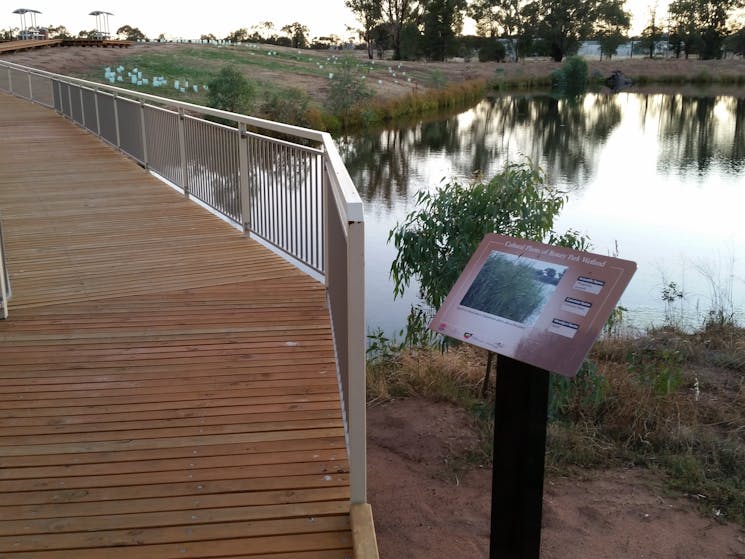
left=368, top=398, right=745, bottom=559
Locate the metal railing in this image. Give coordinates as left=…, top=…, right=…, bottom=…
left=0, top=60, right=367, bottom=503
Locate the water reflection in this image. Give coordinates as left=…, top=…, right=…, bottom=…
left=655, top=95, right=745, bottom=175
left=338, top=92, right=745, bottom=334
left=342, top=92, right=744, bottom=209
left=341, top=94, right=629, bottom=204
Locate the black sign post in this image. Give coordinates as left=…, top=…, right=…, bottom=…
left=490, top=355, right=550, bottom=559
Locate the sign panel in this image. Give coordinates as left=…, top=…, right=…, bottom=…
left=430, top=234, right=636, bottom=377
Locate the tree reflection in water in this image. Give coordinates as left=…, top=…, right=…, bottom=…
left=340, top=92, right=744, bottom=208
left=656, top=95, right=745, bottom=175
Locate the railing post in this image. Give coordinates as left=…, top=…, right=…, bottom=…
left=177, top=108, right=189, bottom=198
left=322, top=167, right=330, bottom=287
left=347, top=218, right=367, bottom=505
left=94, top=88, right=101, bottom=136
left=79, top=87, right=85, bottom=128
left=139, top=100, right=148, bottom=169
left=238, top=123, right=251, bottom=233
left=66, top=83, right=73, bottom=120
left=112, top=92, right=121, bottom=148
left=55, top=80, right=62, bottom=114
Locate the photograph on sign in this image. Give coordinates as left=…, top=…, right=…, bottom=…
left=459, top=251, right=567, bottom=328
left=430, top=234, right=636, bottom=377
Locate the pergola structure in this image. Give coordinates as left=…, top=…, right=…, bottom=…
left=12, top=8, right=43, bottom=39
left=89, top=10, right=114, bottom=40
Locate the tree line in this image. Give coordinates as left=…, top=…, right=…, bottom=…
left=345, top=0, right=745, bottom=61
left=2, top=0, right=742, bottom=60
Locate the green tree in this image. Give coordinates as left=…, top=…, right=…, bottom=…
left=668, top=0, right=744, bottom=59
left=200, top=33, right=217, bottom=42
left=726, top=25, right=745, bottom=56
left=251, top=21, right=275, bottom=41
left=668, top=0, right=698, bottom=57
left=116, top=25, right=147, bottom=41
left=597, top=27, right=627, bottom=59
left=639, top=7, right=662, bottom=58
left=46, top=25, right=70, bottom=39
left=1, top=27, right=18, bottom=40
left=281, top=22, right=310, bottom=48
left=383, top=0, right=423, bottom=59
left=523, top=0, right=630, bottom=61
left=389, top=160, right=588, bottom=337
left=422, top=0, right=466, bottom=60
left=468, top=0, right=532, bottom=60
left=206, top=65, right=256, bottom=116
left=224, top=28, right=248, bottom=43
left=346, top=0, right=383, bottom=59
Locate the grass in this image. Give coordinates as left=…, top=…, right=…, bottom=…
left=367, top=321, right=745, bottom=525
left=79, top=44, right=491, bottom=132
left=83, top=48, right=297, bottom=108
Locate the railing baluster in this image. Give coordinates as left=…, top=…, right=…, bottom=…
left=239, top=124, right=251, bottom=233
left=139, top=100, right=148, bottom=168
left=112, top=92, right=121, bottom=148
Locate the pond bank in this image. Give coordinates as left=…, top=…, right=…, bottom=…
left=3, top=44, right=743, bottom=132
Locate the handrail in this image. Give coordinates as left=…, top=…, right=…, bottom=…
left=0, top=59, right=367, bottom=504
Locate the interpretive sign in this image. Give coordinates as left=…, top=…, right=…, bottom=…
left=430, top=234, right=636, bottom=377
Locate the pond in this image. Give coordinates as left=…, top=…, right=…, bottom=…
left=337, top=91, right=745, bottom=337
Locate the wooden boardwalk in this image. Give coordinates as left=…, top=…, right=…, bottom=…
left=0, top=40, right=62, bottom=55
left=0, top=39, right=131, bottom=55
left=0, top=93, right=353, bottom=558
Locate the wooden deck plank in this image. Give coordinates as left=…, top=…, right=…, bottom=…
left=0, top=532, right=353, bottom=559
left=0, top=473, right=350, bottom=507
left=0, top=92, right=353, bottom=557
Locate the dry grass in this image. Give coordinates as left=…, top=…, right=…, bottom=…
left=367, top=344, right=488, bottom=406
left=368, top=323, right=745, bottom=523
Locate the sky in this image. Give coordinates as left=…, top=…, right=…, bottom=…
left=2, top=1, right=673, bottom=40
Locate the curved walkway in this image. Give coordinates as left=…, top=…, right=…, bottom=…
left=0, top=93, right=352, bottom=558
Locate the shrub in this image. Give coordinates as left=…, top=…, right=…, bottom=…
left=259, top=88, right=311, bottom=127
left=325, top=57, right=374, bottom=117
left=551, top=55, right=589, bottom=93
left=206, top=65, right=256, bottom=115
